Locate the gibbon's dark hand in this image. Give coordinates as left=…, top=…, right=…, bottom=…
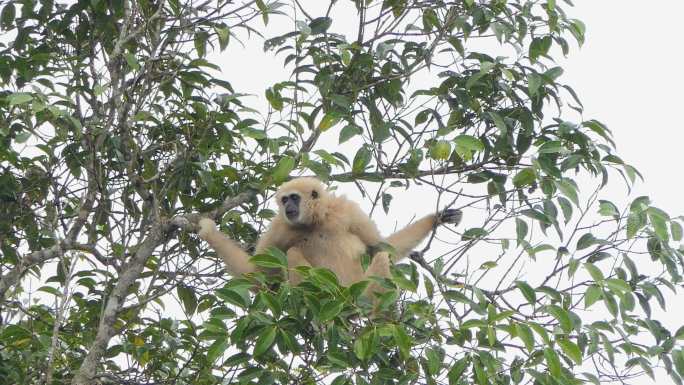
left=438, top=209, right=462, bottom=226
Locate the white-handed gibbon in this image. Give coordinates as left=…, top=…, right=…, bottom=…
left=198, top=177, right=461, bottom=293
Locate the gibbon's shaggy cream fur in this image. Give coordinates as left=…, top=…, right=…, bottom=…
left=198, top=177, right=461, bottom=292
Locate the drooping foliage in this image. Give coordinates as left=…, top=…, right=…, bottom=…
left=0, top=0, right=683, bottom=384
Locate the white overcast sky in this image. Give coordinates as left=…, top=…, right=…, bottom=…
left=560, top=1, right=684, bottom=215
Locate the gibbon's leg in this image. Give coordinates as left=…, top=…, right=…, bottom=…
left=198, top=218, right=256, bottom=276
left=286, top=247, right=311, bottom=285
left=362, top=251, right=392, bottom=296
left=385, top=209, right=462, bottom=259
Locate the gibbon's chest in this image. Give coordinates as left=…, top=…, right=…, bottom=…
left=291, top=226, right=367, bottom=282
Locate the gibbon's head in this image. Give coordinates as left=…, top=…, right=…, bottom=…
left=275, top=177, right=329, bottom=227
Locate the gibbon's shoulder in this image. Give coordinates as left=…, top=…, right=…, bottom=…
left=323, top=193, right=367, bottom=224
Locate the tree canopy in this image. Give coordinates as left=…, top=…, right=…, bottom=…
left=1, top=0, right=683, bottom=384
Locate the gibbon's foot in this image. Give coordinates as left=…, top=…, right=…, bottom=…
left=438, top=209, right=462, bottom=226
left=198, top=218, right=217, bottom=238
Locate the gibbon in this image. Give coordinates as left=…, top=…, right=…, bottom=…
left=198, top=177, right=461, bottom=293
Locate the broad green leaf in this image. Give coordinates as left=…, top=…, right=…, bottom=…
left=584, top=285, right=602, bottom=308
left=546, top=305, right=572, bottom=333
left=605, top=278, right=631, bottom=294
left=515, top=281, right=536, bottom=305
left=598, top=200, right=620, bottom=218
left=1, top=3, right=15, bottom=30
left=558, top=338, right=583, bottom=365
left=125, top=53, right=140, bottom=71
left=556, top=179, right=579, bottom=206
left=318, top=113, right=340, bottom=132
left=352, top=146, right=372, bottom=174
left=544, top=348, right=561, bottom=377
left=339, top=124, right=362, bottom=144
left=513, top=168, right=536, bottom=188
left=250, top=254, right=286, bottom=269
left=429, top=140, right=451, bottom=160
left=516, top=323, right=535, bottom=352
left=207, top=337, right=228, bottom=363
left=672, top=221, right=683, bottom=242
left=177, top=285, right=197, bottom=315
left=216, top=24, right=230, bottom=51
left=8, top=93, right=32, bottom=106
left=309, top=17, right=332, bottom=34
left=584, top=263, right=605, bottom=282
left=253, top=326, right=277, bottom=356
left=319, top=300, right=344, bottom=322
left=648, top=207, right=670, bottom=241
left=272, top=156, right=295, bottom=183
left=528, top=73, right=543, bottom=96
left=392, top=325, right=411, bottom=359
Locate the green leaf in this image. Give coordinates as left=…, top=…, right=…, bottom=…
left=516, top=323, right=535, bottom=352
left=8, top=93, right=32, bottom=106
left=454, top=134, right=484, bottom=160
left=546, top=305, right=572, bottom=333
left=488, top=111, right=508, bottom=133
left=272, top=156, right=295, bottom=184
left=392, top=324, right=411, bottom=359
left=584, top=285, right=602, bottom=308
left=672, top=221, right=683, bottom=242
left=352, top=146, right=372, bottom=174
left=381, top=192, right=392, bottom=214
left=429, top=140, right=451, bottom=160
left=177, top=285, right=197, bottom=315
left=584, top=263, right=605, bottom=282
left=125, top=53, right=140, bottom=71
left=309, top=17, right=332, bottom=34
left=605, top=278, right=631, bottom=294
left=447, top=357, right=470, bottom=385
left=577, top=233, right=600, bottom=250
left=207, top=337, right=228, bottom=363
left=544, top=348, right=562, bottom=377
left=674, top=350, right=684, bottom=378
left=339, top=124, right=362, bottom=144
left=319, top=300, right=344, bottom=322
left=675, top=326, right=684, bottom=340
left=515, top=218, right=528, bottom=244
left=462, top=227, right=488, bottom=240
left=194, top=31, right=208, bottom=58
left=515, top=281, right=536, bottom=305
left=555, top=179, right=579, bottom=206
left=250, top=253, right=286, bottom=269
left=253, top=326, right=277, bottom=357
left=598, top=200, right=620, bottom=218
left=648, top=207, right=670, bottom=241
left=318, top=113, right=340, bottom=132
left=558, top=337, right=583, bottom=365
left=528, top=73, right=543, bottom=96
left=513, top=168, right=536, bottom=188
left=1, top=3, right=15, bottom=30
left=216, top=24, right=230, bottom=51
left=626, top=212, right=644, bottom=238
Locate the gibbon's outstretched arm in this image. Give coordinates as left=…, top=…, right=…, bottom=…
left=385, top=209, right=462, bottom=260
left=347, top=202, right=383, bottom=247
left=198, top=218, right=256, bottom=276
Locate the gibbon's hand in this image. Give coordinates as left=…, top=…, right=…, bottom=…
left=438, top=209, right=462, bottom=226
left=198, top=218, right=218, bottom=238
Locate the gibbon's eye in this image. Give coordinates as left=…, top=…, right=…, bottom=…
left=311, top=190, right=319, bottom=199
left=289, top=193, right=300, bottom=203
left=281, top=196, right=288, bottom=204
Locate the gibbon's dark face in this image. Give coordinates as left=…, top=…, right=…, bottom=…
left=281, top=193, right=301, bottom=221
left=276, top=177, right=327, bottom=226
